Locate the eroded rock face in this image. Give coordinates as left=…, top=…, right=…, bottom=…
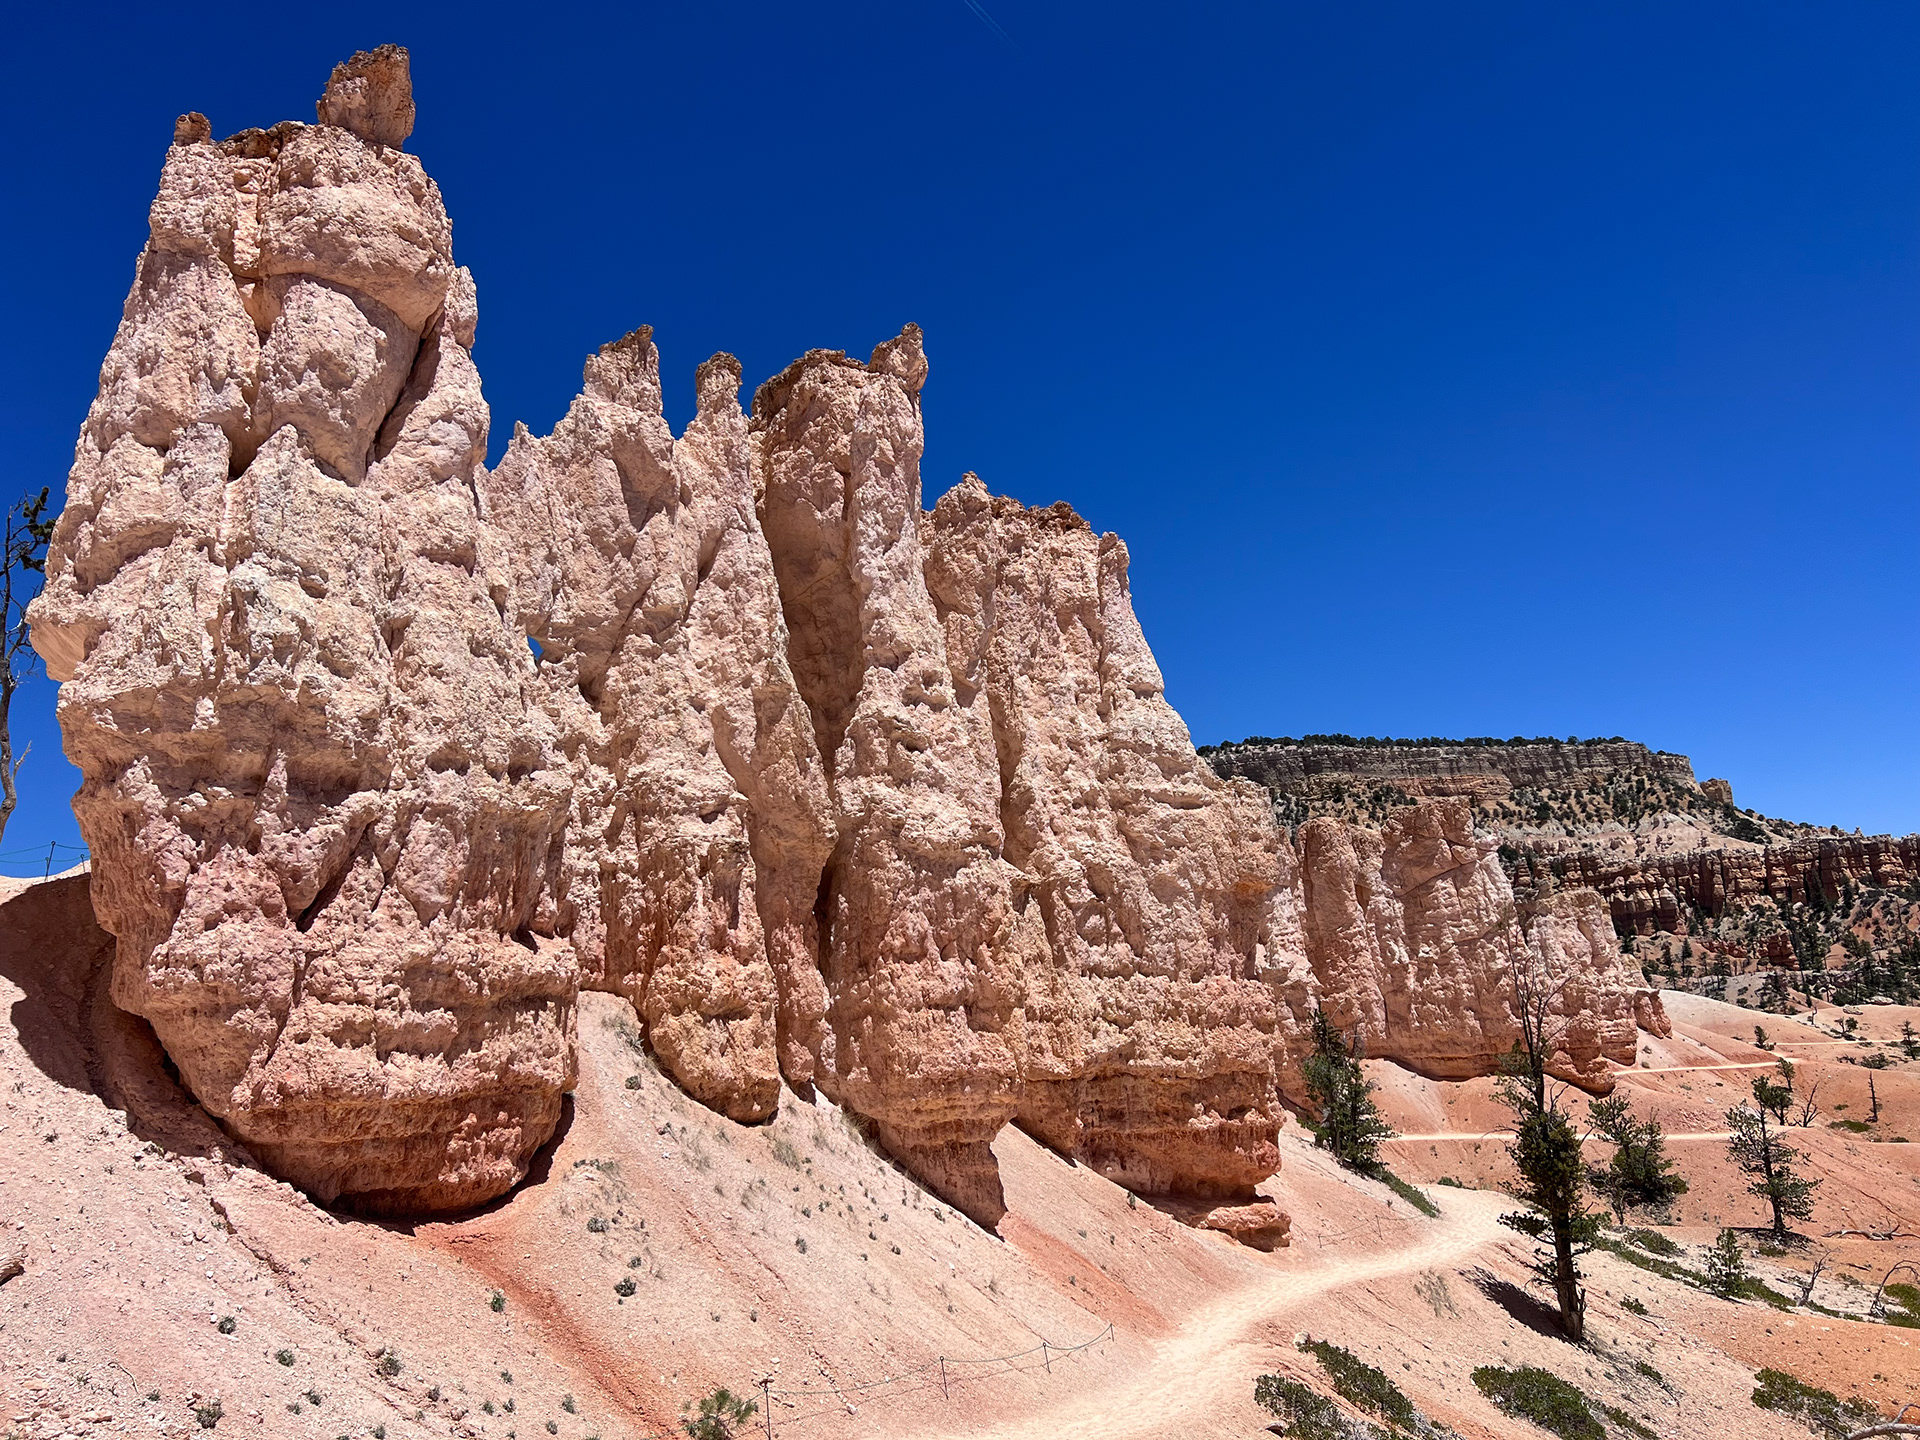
left=751, top=335, right=1036, bottom=1226
left=925, top=477, right=1305, bottom=1202
left=35, top=45, right=1670, bottom=1230
left=1295, top=801, right=1660, bottom=1091
left=480, top=333, right=832, bottom=1125
left=29, top=48, right=576, bottom=1214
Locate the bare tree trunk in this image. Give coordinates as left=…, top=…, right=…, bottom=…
left=0, top=681, right=17, bottom=849
left=1553, top=1216, right=1585, bottom=1342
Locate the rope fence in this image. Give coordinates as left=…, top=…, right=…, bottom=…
left=0, top=839, right=88, bottom=876
left=756, top=1321, right=1116, bottom=1431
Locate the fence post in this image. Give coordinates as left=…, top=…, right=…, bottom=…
left=940, top=1356, right=948, bottom=1402
left=1041, top=1340, right=1049, bottom=1373
left=761, top=1377, right=772, bottom=1440
left=44, top=841, right=54, bottom=878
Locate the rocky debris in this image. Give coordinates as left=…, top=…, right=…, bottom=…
left=1160, top=1198, right=1292, bottom=1252
left=28, top=45, right=576, bottom=1215
left=481, top=332, right=832, bottom=1124
left=30, top=46, right=1670, bottom=1231
left=0, top=1237, right=23, bottom=1285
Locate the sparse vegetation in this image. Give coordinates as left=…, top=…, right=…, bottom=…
left=489, top=1289, right=506, bottom=1313
left=1619, top=1295, right=1648, bottom=1316
left=615, top=1277, right=637, bottom=1297
left=275, top=1349, right=295, bottom=1367
left=193, top=1399, right=224, bottom=1430
left=215, top=1315, right=235, bottom=1334
left=1414, top=1270, right=1458, bottom=1319
left=1302, top=1008, right=1394, bottom=1171
left=1380, top=1168, right=1440, bottom=1217
left=1750, top=1367, right=1876, bottom=1436
left=377, top=1349, right=401, bottom=1377
left=587, top=1216, right=609, bottom=1233
left=1496, top=955, right=1597, bottom=1342
left=1705, top=1228, right=1748, bottom=1298
left=1600, top=1402, right=1657, bottom=1439
left=1297, top=1336, right=1426, bottom=1433
left=1253, top=1374, right=1352, bottom=1440
left=679, top=1386, right=758, bottom=1440
left=1471, top=1366, right=1602, bottom=1440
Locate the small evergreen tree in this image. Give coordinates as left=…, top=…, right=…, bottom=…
left=1751, top=1070, right=1793, bottom=1126
left=1496, top=952, right=1598, bottom=1343
left=1705, top=1228, right=1748, bottom=1298
left=680, top=1387, right=757, bottom=1440
left=1726, top=1101, right=1821, bottom=1241
left=1301, top=1008, right=1394, bottom=1170
left=1586, top=1094, right=1689, bottom=1223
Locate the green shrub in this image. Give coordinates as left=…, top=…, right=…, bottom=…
left=1601, top=1402, right=1657, bottom=1439
left=1620, top=1295, right=1648, bottom=1316
left=274, top=1349, right=295, bottom=1367
left=1252, top=1375, right=1364, bottom=1440
left=1751, top=1367, right=1876, bottom=1436
left=587, top=1216, right=609, bottom=1233
left=194, top=1400, right=224, bottom=1430
left=615, top=1277, right=637, bottom=1297
left=1633, top=1359, right=1664, bottom=1386
left=1625, top=1228, right=1680, bottom=1257
left=1705, top=1228, right=1748, bottom=1298
left=1472, top=1366, right=1602, bottom=1440
left=215, top=1315, right=236, bottom=1334
left=680, top=1386, right=758, bottom=1440
left=1378, top=1169, right=1440, bottom=1218
left=1298, top=1337, right=1423, bottom=1432
left=377, top=1350, right=401, bottom=1378
left=489, top=1289, right=506, bottom=1313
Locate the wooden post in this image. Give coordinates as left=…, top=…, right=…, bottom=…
left=1041, top=1341, right=1049, bottom=1373
left=940, top=1356, right=949, bottom=1401
left=761, top=1378, right=772, bottom=1440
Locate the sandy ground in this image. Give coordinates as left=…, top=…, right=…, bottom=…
left=0, top=871, right=1911, bottom=1439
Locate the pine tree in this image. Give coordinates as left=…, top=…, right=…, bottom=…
left=1587, top=1094, right=1689, bottom=1223
left=1301, top=1008, right=1394, bottom=1171
left=1496, top=954, right=1598, bottom=1343
left=1705, top=1228, right=1748, bottom=1298
left=1726, top=1100, right=1821, bottom=1241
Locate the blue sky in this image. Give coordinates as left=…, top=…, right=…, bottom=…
left=2, top=2, right=1915, bottom=874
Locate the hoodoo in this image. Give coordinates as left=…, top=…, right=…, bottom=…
left=29, top=46, right=1666, bottom=1235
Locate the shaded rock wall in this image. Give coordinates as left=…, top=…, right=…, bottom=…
left=31, top=46, right=1667, bottom=1227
